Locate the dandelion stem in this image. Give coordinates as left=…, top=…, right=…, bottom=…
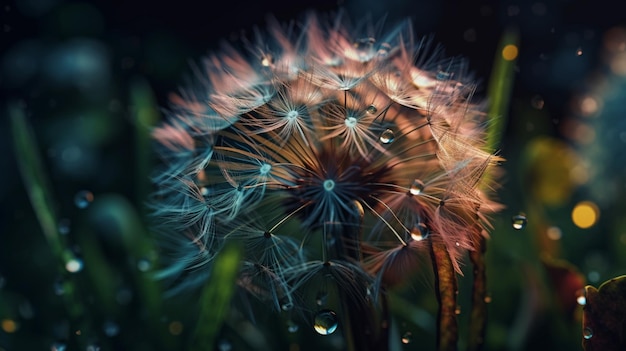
left=429, top=237, right=459, bottom=351
left=468, top=234, right=488, bottom=351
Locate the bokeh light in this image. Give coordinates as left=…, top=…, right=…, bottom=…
left=502, top=44, right=519, bottom=61
left=571, top=201, right=600, bottom=229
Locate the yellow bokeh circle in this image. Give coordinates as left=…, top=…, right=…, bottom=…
left=502, top=44, right=519, bottom=61
left=571, top=201, right=599, bottom=229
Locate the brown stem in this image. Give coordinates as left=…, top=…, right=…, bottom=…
left=468, top=235, right=488, bottom=351
left=429, top=237, right=459, bottom=351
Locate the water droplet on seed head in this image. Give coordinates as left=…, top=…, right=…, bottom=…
left=313, top=310, right=338, bottom=335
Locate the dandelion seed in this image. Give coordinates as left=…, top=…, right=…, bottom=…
left=150, top=10, right=502, bottom=335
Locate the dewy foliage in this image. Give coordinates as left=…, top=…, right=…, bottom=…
left=150, top=11, right=503, bottom=350
left=582, top=275, right=626, bottom=351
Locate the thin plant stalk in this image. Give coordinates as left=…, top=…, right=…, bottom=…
left=468, top=234, right=488, bottom=351
left=429, top=237, right=459, bottom=351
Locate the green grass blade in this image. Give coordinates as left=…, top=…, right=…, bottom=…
left=130, top=77, right=160, bottom=211
left=9, top=102, right=87, bottom=344
left=485, top=27, right=519, bottom=153
left=468, top=27, right=519, bottom=351
left=191, top=243, right=242, bottom=351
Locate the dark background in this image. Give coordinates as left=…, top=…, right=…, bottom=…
left=2, top=0, right=626, bottom=350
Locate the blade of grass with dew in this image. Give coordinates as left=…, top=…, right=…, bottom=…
left=191, top=242, right=242, bottom=351
left=130, top=77, right=160, bottom=211
left=86, top=193, right=173, bottom=347
left=468, top=27, right=519, bottom=351
left=9, top=102, right=88, bottom=345
left=429, top=237, right=459, bottom=351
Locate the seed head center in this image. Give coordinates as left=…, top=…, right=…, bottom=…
left=323, top=179, right=335, bottom=191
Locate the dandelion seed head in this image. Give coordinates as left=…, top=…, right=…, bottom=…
left=150, top=10, right=503, bottom=321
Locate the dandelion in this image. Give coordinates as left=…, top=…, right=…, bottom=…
left=150, top=10, right=502, bottom=350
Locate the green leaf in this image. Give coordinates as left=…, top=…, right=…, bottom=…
left=582, top=275, right=626, bottom=351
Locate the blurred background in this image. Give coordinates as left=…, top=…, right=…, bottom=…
left=2, top=0, right=626, bottom=350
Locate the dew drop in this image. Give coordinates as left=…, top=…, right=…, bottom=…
left=401, top=331, right=412, bottom=344
left=200, top=187, right=209, bottom=196
left=366, top=104, right=378, bottom=114
left=377, top=42, right=392, bottom=57
left=86, top=343, right=101, bottom=351
left=74, top=190, right=94, bottom=209
left=287, top=320, right=299, bottom=333
left=583, top=326, right=593, bottom=339
left=379, top=129, right=395, bottom=144
left=261, top=54, right=273, bottom=67
left=484, top=295, right=492, bottom=303
left=65, top=258, right=83, bottom=273
left=281, top=301, right=294, bottom=311
left=455, top=306, right=461, bottom=315
left=313, top=310, right=338, bottom=335
left=436, top=70, right=452, bottom=81
left=409, top=179, right=425, bottom=195
left=410, top=223, right=428, bottom=241
left=354, top=37, right=376, bottom=62
left=58, top=218, right=71, bottom=235
left=51, top=341, right=67, bottom=351
left=511, top=214, right=527, bottom=230
left=316, top=291, right=328, bottom=306
left=576, top=290, right=586, bottom=306
left=576, top=47, right=583, bottom=56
